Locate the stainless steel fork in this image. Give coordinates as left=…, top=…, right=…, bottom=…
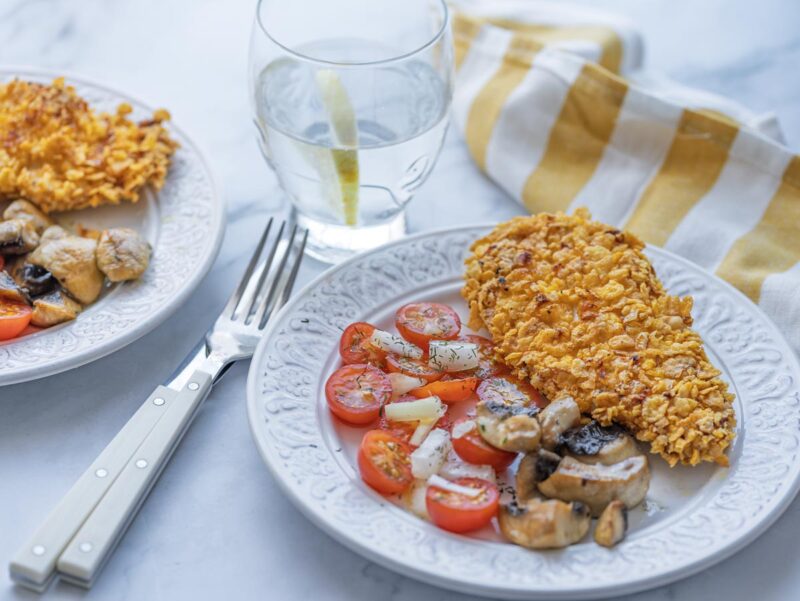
left=10, top=219, right=306, bottom=591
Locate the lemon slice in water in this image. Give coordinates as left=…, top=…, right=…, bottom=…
left=315, top=69, right=359, bottom=226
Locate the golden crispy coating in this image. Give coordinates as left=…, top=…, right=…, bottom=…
left=0, top=78, right=177, bottom=213
left=463, top=209, right=735, bottom=466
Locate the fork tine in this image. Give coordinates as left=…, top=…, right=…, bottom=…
left=274, top=228, right=308, bottom=316
left=242, top=221, right=286, bottom=320
left=222, top=218, right=273, bottom=318
left=253, top=224, right=300, bottom=329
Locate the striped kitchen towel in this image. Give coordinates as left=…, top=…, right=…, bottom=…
left=451, top=1, right=800, bottom=353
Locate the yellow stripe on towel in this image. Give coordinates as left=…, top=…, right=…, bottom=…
left=453, top=14, right=483, bottom=71
left=625, top=110, right=739, bottom=247
left=521, top=63, right=628, bottom=214
left=465, top=33, right=542, bottom=171
left=485, top=19, right=623, bottom=73
left=716, top=156, right=800, bottom=302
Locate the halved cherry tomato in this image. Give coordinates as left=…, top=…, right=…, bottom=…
left=358, top=430, right=414, bottom=495
left=426, top=477, right=499, bottom=533
left=409, top=377, right=479, bottom=403
left=379, top=394, right=450, bottom=444
left=0, top=300, right=32, bottom=341
left=325, top=364, right=391, bottom=425
left=339, top=322, right=385, bottom=366
left=477, top=376, right=546, bottom=409
left=451, top=417, right=517, bottom=471
left=385, top=354, right=443, bottom=383
left=395, top=302, right=461, bottom=350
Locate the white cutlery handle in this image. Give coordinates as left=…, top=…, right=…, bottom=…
left=57, top=370, right=214, bottom=587
left=9, top=386, right=178, bottom=591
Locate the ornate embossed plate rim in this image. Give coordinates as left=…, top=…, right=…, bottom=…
left=0, top=66, right=225, bottom=386
left=247, top=225, right=800, bottom=600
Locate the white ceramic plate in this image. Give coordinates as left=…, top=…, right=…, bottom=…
left=0, top=67, right=225, bottom=386
left=246, top=225, right=800, bottom=600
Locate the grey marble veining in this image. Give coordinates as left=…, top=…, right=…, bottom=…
left=1, top=1, right=799, bottom=600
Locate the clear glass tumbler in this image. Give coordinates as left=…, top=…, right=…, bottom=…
left=249, top=0, right=453, bottom=263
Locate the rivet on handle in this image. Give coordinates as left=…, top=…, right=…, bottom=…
left=187, top=382, right=199, bottom=391
left=153, top=397, right=166, bottom=406
left=135, top=459, right=148, bottom=469
left=79, top=542, right=93, bottom=553
left=32, top=545, right=45, bottom=556
left=95, top=468, right=108, bottom=478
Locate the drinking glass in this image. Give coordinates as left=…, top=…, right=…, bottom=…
left=249, top=0, right=453, bottom=263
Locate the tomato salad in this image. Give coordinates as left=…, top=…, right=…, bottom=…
left=325, top=301, right=547, bottom=535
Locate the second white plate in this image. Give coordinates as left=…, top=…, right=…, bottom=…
left=0, top=68, right=225, bottom=386
left=247, top=225, right=800, bottom=600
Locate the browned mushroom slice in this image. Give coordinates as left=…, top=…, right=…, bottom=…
left=516, top=449, right=562, bottom=502
left=498, top=498, right=590, bottom=549
left=96, top=227, right=151, bottom=282
left=538, top=396, right=581, bottom=449
left=2, top=255, right=27, bottom=286
left=4, top=260, right=57, bottom=298
left=594, top=500, right=628, bottom=548
left=559, top=421, right=640, bottom=465
left=0, top=219, right=39, bottom=254
left=39, top=225, right=69, bottom=244
left=3, top=200, right=53, bottom=234
left=537, top=455, right=650, bottom=516
left=28, top=234, right=104, bottom=304
left=31, top=289, right=82, bottom=327
left=19, top=264, right=57, bottom=297
left=475, top=401, right=541, bottom=453
left=0, top=270, right=30, bottom=305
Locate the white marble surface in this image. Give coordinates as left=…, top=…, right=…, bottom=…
left=1, top=1, right=800, bottom=599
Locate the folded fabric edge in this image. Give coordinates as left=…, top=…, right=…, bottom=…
left=453, top=12, right=794, bottom=187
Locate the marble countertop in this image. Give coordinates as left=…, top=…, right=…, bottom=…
left=2, top=1, right=800, bottom=600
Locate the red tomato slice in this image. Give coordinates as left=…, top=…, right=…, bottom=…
left=409, top=377, right=479, bottom=403
left=385, top=354, right=443, bottom=383
left=339, top=322, right=385, bottom=366
left=395, top=302, right=461, bottom=350
left=325, top=364, right=391, bottom=425
left=358, top=430, right=414, bottom=495
left=426, top=477, right=499, bottom=533
left=0, top=300, right=32, bottom=341
left=477, top=376, right=546, bottom=409
left=379, top=394, right=451, bottom=444
left=451, top=417, right=517, bottom=471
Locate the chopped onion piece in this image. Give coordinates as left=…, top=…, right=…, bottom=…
left=410, top=429, right=451, bottom=479
left=439, top=449, right=496, bottom=482
left=409, top=404, right=447, bottom=446
left=428, top=341, right=480, bottom=372
left=409, top=419, right=436, bottom=447
left=402, top=479, right=429, bottom=519
left=451, top=419, right=476, bottom=439
left=387, top=373, right=426, bottom=400
left=369, top=329, right=423, bottom=359
left=383, top=396, right=442, bottom=422
left=427, top=474, right=482, bottom=498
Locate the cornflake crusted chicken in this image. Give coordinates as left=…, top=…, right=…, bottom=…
left=463, top=209, right=735, bottom=467
left=0, top=78, right=177, bottom=213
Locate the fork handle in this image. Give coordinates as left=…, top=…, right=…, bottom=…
left=9, top=386, right=178, bottom=591
left=57, top=370, right=214, bottom=587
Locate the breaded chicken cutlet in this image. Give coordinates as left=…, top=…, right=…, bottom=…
left=0, top=78, right=177, bottom=213
left=463, top=209, right=736, bottom=467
